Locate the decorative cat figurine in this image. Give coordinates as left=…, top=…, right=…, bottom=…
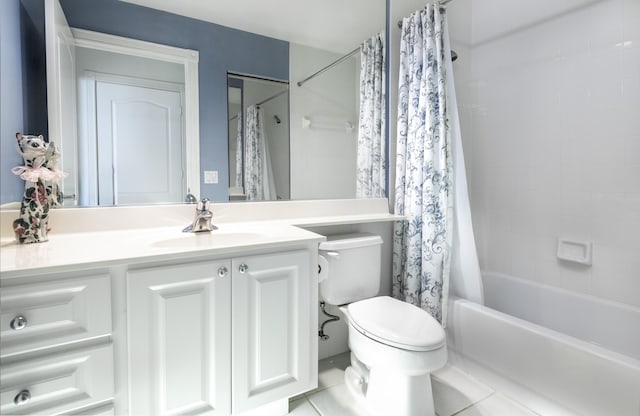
left=12, top=133, right=66, bottom=244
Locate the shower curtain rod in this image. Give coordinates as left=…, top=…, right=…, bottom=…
left=296, top=47, right=360, bottom=87
left=256, top=89, right=288, bottom=106
left=396, top=0, right=454, bottom=28
left=228, top=89, right=288, bottom=121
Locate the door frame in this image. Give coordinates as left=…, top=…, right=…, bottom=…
left=72, top=28, right=200, bottom=202
left=87, top=73, right=186, bottom=205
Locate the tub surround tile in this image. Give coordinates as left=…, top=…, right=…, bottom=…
left=592, top=244, right=640, bottom=308
left=458, top=0, right=640, bottom=309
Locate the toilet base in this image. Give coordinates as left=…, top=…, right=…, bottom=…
left=344, top=357, right=437, bottom=416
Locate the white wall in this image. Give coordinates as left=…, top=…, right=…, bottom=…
left=289, top=43, right=359, bottom=200
left=261, top=93, right=290, bottom=200
left=76, top=47, right=184, bottom=83
left=455, top=0, right=640, bottom=307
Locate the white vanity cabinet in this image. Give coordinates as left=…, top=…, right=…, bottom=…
left=0, top=215, right=323, bottom=416
left=126, top=248, right=316, bottom=416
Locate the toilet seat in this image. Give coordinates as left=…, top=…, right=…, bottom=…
left=347, top=296, right=445, bottom=352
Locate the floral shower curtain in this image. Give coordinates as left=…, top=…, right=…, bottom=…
left=392, top=4, right=454, bottom=324
left=356, top=32, right=386, bottom=198
left=244, top=105, right=276, bottom=200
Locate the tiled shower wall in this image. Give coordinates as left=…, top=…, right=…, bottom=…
left=455, top=0, right=640, bottom=307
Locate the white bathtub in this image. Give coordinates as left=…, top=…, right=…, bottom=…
left=446, top=272, right=640, bottom=416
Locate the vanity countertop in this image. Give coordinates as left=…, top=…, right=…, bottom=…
left=0, top=222, right=327, bottom=277
left=0, top=198, right=401, bottom=277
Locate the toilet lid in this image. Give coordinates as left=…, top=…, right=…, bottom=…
left=347, top=296, right=445, bottom=352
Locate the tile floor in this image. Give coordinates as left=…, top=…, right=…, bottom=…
left=288, top=352, right=540, bottom=416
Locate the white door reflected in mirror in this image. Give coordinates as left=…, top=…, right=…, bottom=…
left=95, top=80, right=184, bottom=205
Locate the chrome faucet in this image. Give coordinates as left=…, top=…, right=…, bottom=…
left=183, top=198, right=217, bottom=232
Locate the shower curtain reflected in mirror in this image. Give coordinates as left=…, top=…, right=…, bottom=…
left=244, top=105, right=277, bottom=200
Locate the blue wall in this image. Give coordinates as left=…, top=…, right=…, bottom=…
left=1, top=0, right=33, bottom=205
left=1, top=0, right=289, bottom=204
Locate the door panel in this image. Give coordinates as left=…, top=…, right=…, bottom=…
left=96, top=81, right=184, bottom=205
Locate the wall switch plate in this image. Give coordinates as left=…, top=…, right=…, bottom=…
left=204, top=170, right=219, bottom=184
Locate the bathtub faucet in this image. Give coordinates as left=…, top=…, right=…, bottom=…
left=183, top=198, right=217, bottom=232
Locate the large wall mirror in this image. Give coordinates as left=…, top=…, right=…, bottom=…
left=11, top=0, right=386, bottom=206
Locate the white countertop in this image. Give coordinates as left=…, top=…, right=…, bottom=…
left=0, top=222, right=324, bottom=277
left=0, top=199, right=401, bottom=277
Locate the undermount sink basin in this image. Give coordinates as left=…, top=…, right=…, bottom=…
left=151, top=231, right=263, bottom=249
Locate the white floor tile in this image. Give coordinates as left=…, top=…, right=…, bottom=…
left=316, top=351, right=351, bottom=391
left=432, top=365, right=494, bottom=416
left=289, top=398, right=320, bottom=415
left=305, top=354, right=541, bottom=416
left=306, top=383, right=370, bottom=416
left=456, top=394, right=539, bottom=416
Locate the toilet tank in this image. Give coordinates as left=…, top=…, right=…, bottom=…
left=318, top=233, right=383, bottom=305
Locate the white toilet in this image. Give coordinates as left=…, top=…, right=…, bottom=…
left=318, top=233, right=447, bottom=416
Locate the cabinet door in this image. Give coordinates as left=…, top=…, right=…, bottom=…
left=232, top=250, right=315, bottom=413
left=127, top=260, right=231, bottom=416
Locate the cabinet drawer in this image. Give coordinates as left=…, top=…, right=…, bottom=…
left=0, top=273, right=112, bottom=359
left=0, top=343, right=114, bottom=416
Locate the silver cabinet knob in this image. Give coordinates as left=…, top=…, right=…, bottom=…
left=10, top=315, right=27, bottom=331
left=218, top=266, right=228, bottom=277
left=14, top=389, right=31, bottom=406
left=238, top=263, right=249, bottom=274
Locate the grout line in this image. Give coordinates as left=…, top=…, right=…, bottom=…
left=450, top=392, right=496, bottom=416
left=303, top=381, right=338, bottom=397
left=305, top=395, right=323, bottom=416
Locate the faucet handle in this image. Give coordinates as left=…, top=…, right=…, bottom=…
left=197, top=198, right=210, bottom=211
